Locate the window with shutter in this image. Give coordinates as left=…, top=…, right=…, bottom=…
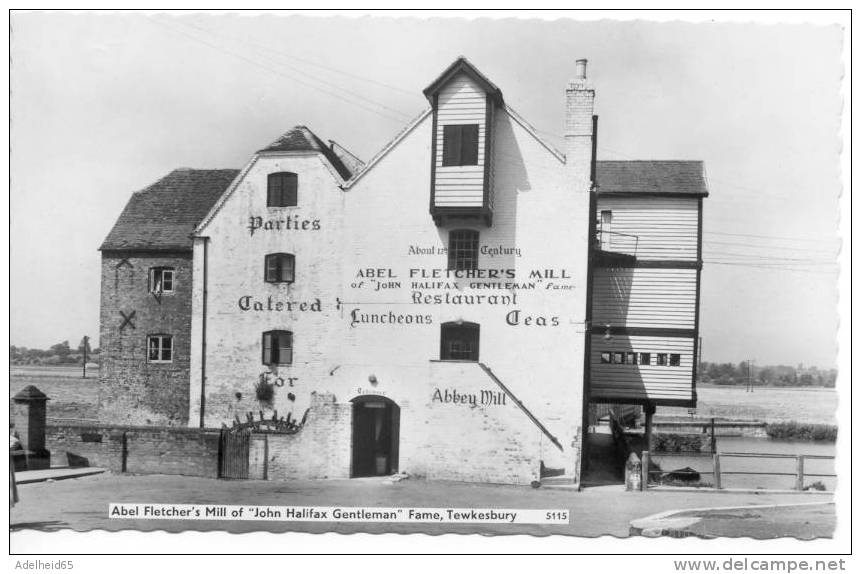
left=267, top=172, right=298, bottom=207
left=441, top=124, right=479, bottom=166
left=264, top=253, right=296, bottom=283
left=262, top=330, right=293, bottom=365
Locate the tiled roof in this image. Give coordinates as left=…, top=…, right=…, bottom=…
left=100, top=169, right=240, bottom=251
left=596, top=161, right=709, bottom=196
left=258, top=125, right=354, bottom=180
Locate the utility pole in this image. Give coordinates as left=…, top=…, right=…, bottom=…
left=747, top=359, right=754, bottom=393
left=81, top=335, right=89, bottom=379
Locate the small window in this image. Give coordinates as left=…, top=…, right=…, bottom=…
left=600, top=352, right=611, bottom=364
left=149, top=267, right=174, bottom=294
left=265, top=253, right=295, bottom=283
left=626, top=352, right=637, bottom=365
left=147, top=335, right=173, bottom=363
left=442, top=124, right=479, bottom=167
left=612, top=352, right=625, bottom=364
left=669, top=353, right=682, bottom=367
left=440, top=322, right=479, bottom=361
left=656, top=353, right=668, bottom=366
left=639, top=352, right=651, bottom=366
left=267, top=172, right=298, bottom=207
left=262, top=330, right=293, bottom=366
left=599, top=210, right=612, bottom=250
left=448, top=229, right=479, bottom=271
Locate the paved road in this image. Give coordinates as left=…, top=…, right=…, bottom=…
left=9, top=472, right=834, bottom=539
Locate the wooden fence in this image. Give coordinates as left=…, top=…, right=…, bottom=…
left=640, top=450, right=836, bottom=491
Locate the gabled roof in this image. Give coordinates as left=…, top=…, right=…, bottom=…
left=596, top=161, right=709, bottom=197
left=422, top=56, right=504, bottom=106
left=100, top=169, right=240, bottom=252
left=258, top=125, right=355, bottom=180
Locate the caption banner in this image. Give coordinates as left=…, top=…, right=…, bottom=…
left=109, top=503, right=569, bottom=524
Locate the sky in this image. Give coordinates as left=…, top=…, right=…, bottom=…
left=10, top=12, right=845, bottom=368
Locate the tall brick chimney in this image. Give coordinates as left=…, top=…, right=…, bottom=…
left=565, top=58, right=596, bottom=193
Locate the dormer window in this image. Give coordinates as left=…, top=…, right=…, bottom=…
left=267, top=172, right=298, bottom=207
left=265, top=253, right=295, bottom=283
left=442, top=124, right=479, bottom=167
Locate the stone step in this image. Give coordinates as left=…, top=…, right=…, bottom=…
left=540, top=474, right=577, bottom=485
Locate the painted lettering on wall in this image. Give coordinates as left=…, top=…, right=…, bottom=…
left=431, top=388, right=508, bottom=407
left=248, top=215, right=321, bottom=236
left=259, top=371, right=297, bottom=388
left=505, top=309, right=560, bottom=327
left=238, top=296, right=323, bottom=312
left=349, top=308, right=433, bottom=328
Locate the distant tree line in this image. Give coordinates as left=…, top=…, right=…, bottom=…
left=698, top=361, right=836, bottom=388
left=10, top=338, right=100, bottom=366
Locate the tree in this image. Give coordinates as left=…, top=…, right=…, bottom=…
left=50, top=341, right=71, bottom=357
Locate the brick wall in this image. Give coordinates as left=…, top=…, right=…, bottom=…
left=265, top=392, right=352, bottom=480
left=99, top=251, right=194, bottom=426
left=45, top=423, right=220, bottom=477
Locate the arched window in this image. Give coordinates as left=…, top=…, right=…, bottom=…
left=267, top=172, right=298, bottom=207
left=262, top=330, right=293, bottom=365
left=448, top=229, right=479, bottom=271
left=440, top=321, right=480, bottom=361
left=264, top=253, right=295, bottom=283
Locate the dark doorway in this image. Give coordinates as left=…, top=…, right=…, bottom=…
left=351, top=396, right=400, bottom=477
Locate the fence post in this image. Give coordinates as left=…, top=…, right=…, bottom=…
left=796, top=455, right=805, bottom=490
left=641, top=450, right=650, bottom=491
left=263, top=434, right=269, bottom=481
left=713, top=452, right=721, bottom=489
left=710, top=418, right=717, bottom=452
left=121, top=431, right=128, bottom=473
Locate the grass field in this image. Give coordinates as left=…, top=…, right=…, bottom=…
left=9, top=364, right=100, bottom=421
left=659, top=384, right=838, bottom=425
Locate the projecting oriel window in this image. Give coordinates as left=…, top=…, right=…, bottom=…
left=669, top=354, right=682, bottom=367
left=656, top=353, right=668, bottom=366
left=441, top=124, right=479, bottom=166
left=448, top=229, right=479, bottom=271
left=265, top=253, right=295, bottom=283
left=149, top=267, right=174, bottom=294
left=267, top=172, right=298, bottom=207
left=262, top=330, right=293, bottom=366
left=147, top=335, right=173, bottom=363
left=440, top=322, right=480, bottom=361
left=639, top=353, right=651, bottom=365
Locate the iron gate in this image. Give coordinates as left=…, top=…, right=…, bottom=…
left=219, top=427, right=251, bottom=479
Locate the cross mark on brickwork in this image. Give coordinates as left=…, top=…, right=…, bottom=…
left=119, top=310, right=136, bottom=331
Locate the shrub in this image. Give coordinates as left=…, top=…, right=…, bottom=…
left=765, top=421, right=837, bottom=442
left=254, top=377, right=276, bottom=407
left=652, top=433, right=705, bottom=452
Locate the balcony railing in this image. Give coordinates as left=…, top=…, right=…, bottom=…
left=595, top=229, right=639, bottom=257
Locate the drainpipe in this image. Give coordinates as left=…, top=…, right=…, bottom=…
left=199, top=236, right=209, bottom=428
left=580, top=114, right=599, bottom=477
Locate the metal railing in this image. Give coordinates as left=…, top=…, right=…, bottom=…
left=595, top=229, right=639, bottom=256
left=640, top=450, right=836, bottom=491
